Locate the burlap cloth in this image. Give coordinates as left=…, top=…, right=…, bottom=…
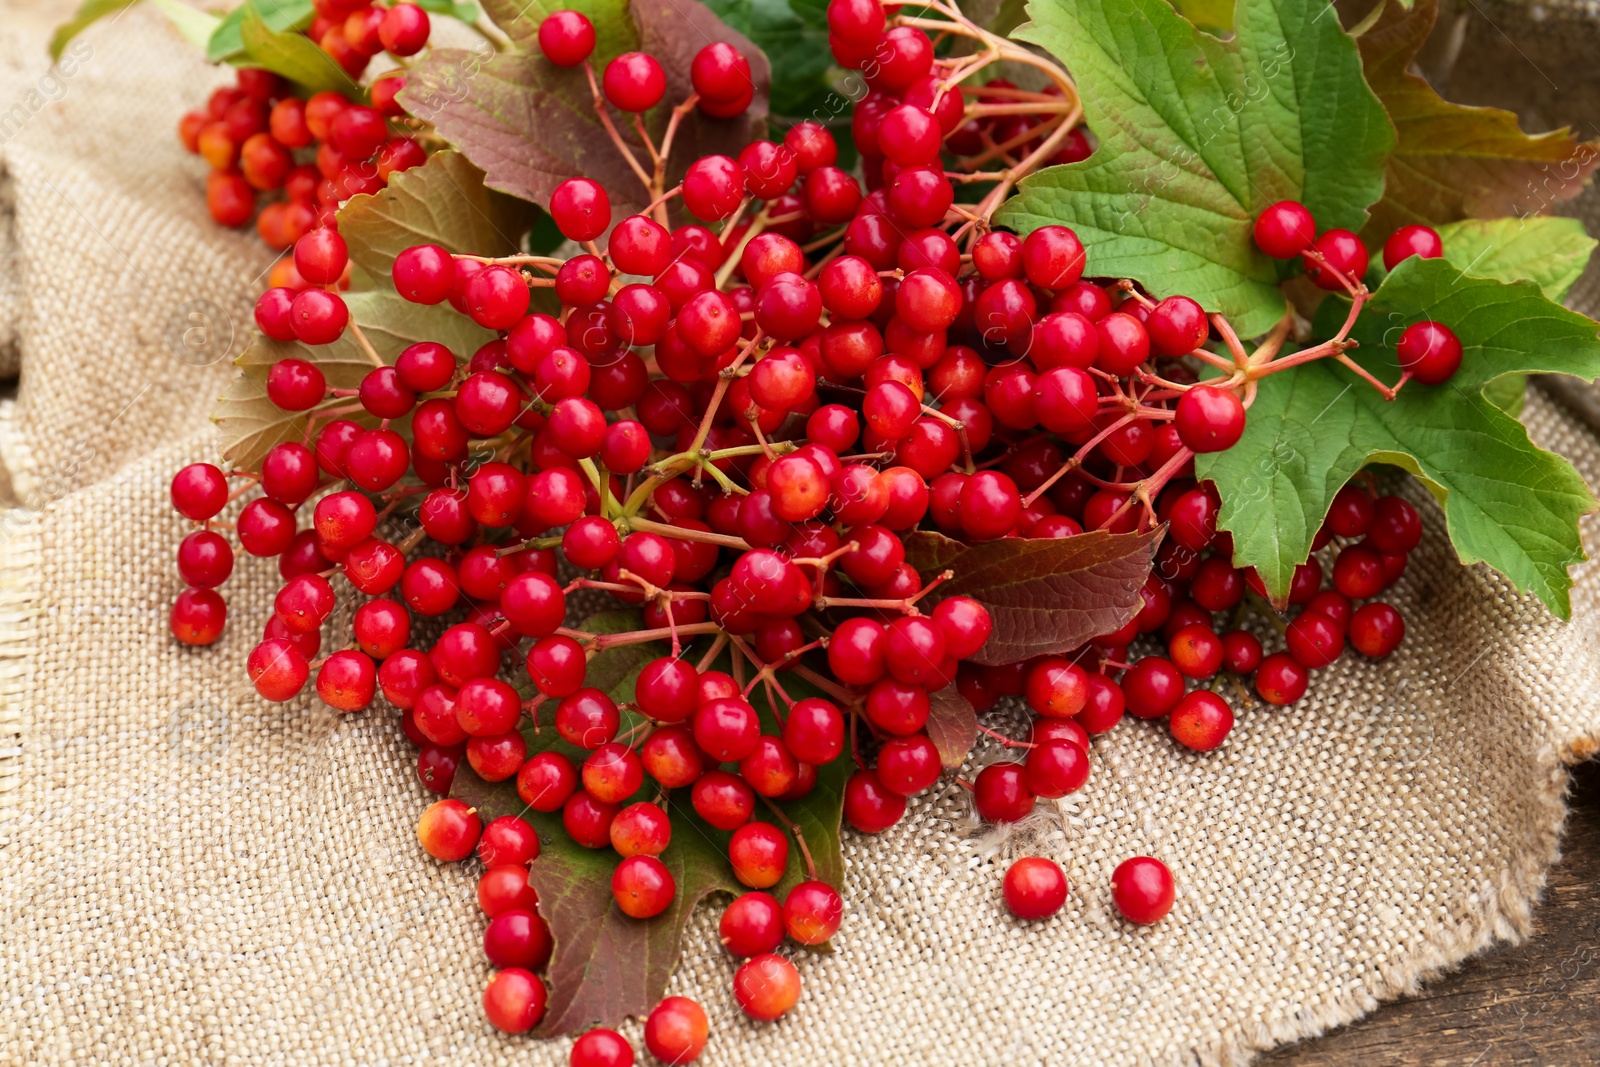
left=2, top=5, right=1600, bottom=1065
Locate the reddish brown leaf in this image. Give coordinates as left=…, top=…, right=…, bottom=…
left=903, top=529, right=1160, bottom=666
left=1354, top=0, right=1598, bottom=237
left=926, top=686, right=978, bottom=769
left=399, top=0, right=768, bottom=220
left=337, top=150, right=538, bottom=284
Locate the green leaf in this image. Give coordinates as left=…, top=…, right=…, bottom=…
left=580, top=609, right=669, bottom=701
left=902, top=528, right=1161, bottom=665
left=148, top=0, right=221, bottom=50
left=208, top=0, right=316, bottom=63
left=1170, top=0, right=1233, bottom=32
left=480, top=0, right=639, bottom=55
left=1481, top=372, right=1526, bottom=417
left=238, top=3, right=361, bottom=95
left=1434, top=217, right=1597, bottom=302
left=402, top=0, right=769, bottom=218
left=703, top=0, right=832, bottom=117
left=995, top=0, right=1394, bottom=338
left=1198, top=256, right=1600, bottom=617
left=1353, top=0, right=1598, bottom=239
left=214, top=294, right=495, bottom=469
left=50, top=0, right=135, bottom=60
left=414, top=0, right=482, bottom=23
left=338, top=150, right=540, bottom=284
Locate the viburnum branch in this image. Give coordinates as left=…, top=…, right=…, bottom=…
left=560, top=621, right=722, bottom=650
left=345, top=321, right=386, bottom=368
left=583, top=62, right=654, bottom=193
left=760, top=796, right=818, bottom=880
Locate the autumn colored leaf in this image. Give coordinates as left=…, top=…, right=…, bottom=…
left=451, top=614, right=850, bottom=1032
left=902, top=529, right=1160, bottom=665
left=1353, top=0, right=1599, bottom=237
left=338, top=151, right=540, bottom=285
left=401, top=0, right=769, bottom=220
left=926, top=686, right=978, bottom=769
left=214, top=294, right=493, bottom=470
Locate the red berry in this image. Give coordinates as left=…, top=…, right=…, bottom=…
left=1367, top=496, right=1422, bottom=554
left=293, top=228, right=347, bottom=286
left=1285, top=610, right=1344, bottom=669
left=1253, top=200, right=1315, bottom=259
left=691, top=42, right=752, bottom=104
left=1003, top=856, right=1069, bottom=920
left=171, top=587, right=227, bottom=645
left=720, top=891, right=784, bottom=957
left=391, top=245, right=456, bottom=307
left=644, top=997, right=709, bottom=1065
left=1174, top=385, right=1245, bottom=453
left=1167, top=623, right=1223, bottom=679
left=538, top=9, right=595, bottom=65
left=483, top=968, right=547, bottom=1033
left=1024, top=739, right=1089, bottom=798
left=1396, top=320, right=1462, bottom=385
left=973, top=761, right=1034, bottom=823
left=484, top=908, right=553, bottom=970
left=1168, top=690, right=1233, bottom=751
left=1024, top=656, right=1088, bottom=717
left=843, top=768, right=906, bottom=832
left=1021, top=225, right=1085, bottom=290
left=1254, top=651, right=1309, bottom=705
left=613, top=854, right=675, bottom=918
left=1382, top=224, right=1443, bottom=270
left=604, top=51, right=666, bottom=112
left=477, top=864, right=538, bottom=917
left=1326, top=483, right=1374, bottom=538
left=733, top=954, right=801, bottom=1021
left=1110, top=855, right=1175, bottom=924
left=378, top=3, right=429, bottom=55
left=1349, top=601, right=1405, bottom=657
left=171, top=462, right=229, bottom=520
left=729, top=821, right=790, bottom=888
left=570, top=1028, right=633, bottom=1067
left=783, top=879, right=843, bottom=944
left=417, top=798, right=480, bottom=861
left=1122, top=656, right=1186, bottom=719
left=1220, top=629, right=1263, bottom=674
left=1303, top=229, right=1369, bottom=291
left=1146, top=295, right=1208, bottom=357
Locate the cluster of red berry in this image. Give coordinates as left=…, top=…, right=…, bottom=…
left=1254, top=201, right=1463, bottom=385
left=176, top=0, right=428, bottom=268
left=165, top=0, right=1463, bottom=1054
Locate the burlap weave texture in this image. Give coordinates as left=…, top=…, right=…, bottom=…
left=1, top=7, right=1599, bottom=1066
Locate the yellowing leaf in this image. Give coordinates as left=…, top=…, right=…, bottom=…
left=1357, top=0, right=1599, bottom=237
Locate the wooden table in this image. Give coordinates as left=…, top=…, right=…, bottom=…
left=1265, top=760, right=1600, bottom=1065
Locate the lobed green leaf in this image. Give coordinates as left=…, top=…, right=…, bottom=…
left=996, top=0, right=1394, bottom=338
left=1198, top=256, right=1600, bottom=616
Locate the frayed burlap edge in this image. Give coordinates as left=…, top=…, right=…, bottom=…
left=0, top=507, right=39, bottom=853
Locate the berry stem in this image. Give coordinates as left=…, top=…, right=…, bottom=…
left=345, top=320, right=386, bottom=368
left=562, top=622, right=722, bottom=649
left=976, top=723, right=1035, bottom=749
left=694, top=631, right=729, bottom=673
left=759, top=796, right=818, bottom=880
left=582, top=62, right=654, bottom=194
left=625, top=515, right=753, bottom=550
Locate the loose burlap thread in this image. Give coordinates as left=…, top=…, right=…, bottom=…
left=2, top=7, right=1599, bottom=1065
